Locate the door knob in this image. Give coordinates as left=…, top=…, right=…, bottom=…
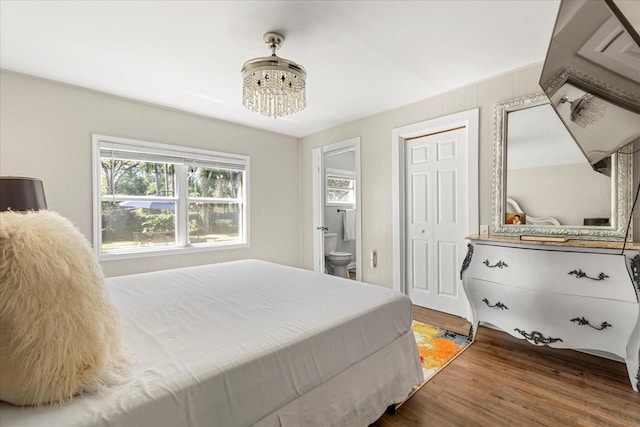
left=317, top=226, right=329, bottom=231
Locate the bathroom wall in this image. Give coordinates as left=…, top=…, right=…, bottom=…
left=323, top=150, right=356, bottom=266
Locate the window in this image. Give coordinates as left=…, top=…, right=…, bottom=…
left=93, top=134, right=248, bottom=257
left=325, top=168, right=356, bottom=206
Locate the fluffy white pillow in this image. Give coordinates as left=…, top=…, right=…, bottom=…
left=0, top=210, right=129, bottom=405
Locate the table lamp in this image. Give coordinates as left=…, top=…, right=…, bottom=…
left=0, top=177, right=47, bottom=211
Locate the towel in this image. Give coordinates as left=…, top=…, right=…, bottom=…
left=343, top=209, right=356, bottom=241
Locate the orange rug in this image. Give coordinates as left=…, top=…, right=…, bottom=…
left=411, top=320, right=471, bottom=389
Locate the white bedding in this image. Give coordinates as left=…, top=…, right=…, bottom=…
left=0, top=260, right=422, bottom=426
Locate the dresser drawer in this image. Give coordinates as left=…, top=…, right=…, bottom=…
left=466, top=244, right=637, bottom=302
left=466, top=279, right=639, bottom=358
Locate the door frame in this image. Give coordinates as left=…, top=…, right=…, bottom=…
left=312, top=137, right=362, bottom=281
left=391, top=109, right=479, bottom=311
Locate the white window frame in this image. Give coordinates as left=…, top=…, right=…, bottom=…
left=325, top=167, right=356, bottom=206
left=92, top=134, right=249, bottom=260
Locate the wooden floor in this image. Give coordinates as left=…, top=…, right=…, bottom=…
left=373, top=306, right=640, bottom=427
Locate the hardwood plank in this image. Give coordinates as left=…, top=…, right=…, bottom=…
left=373, top=306, right=640, bottom=426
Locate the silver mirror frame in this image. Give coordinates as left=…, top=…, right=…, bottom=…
left=491, top=92, right=633, bottom=240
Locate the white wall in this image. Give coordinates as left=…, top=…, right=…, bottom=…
left=3, top=65, right=636, bottom=283
left=0, top=70, right=301, bottom=277
left=300, top=63, right=547, bottom=288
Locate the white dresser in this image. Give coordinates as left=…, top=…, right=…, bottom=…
left=461, top=235, right=640, bottom=392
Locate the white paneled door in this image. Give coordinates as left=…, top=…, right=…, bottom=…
left=405, top=126, right=469, bottom=316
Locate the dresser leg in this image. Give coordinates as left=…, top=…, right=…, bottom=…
left=626, top=351, right=640, bottom=392
left=625, top=358, right=639, bottom=393
left=468, top=322, right=479, bottom=341
left=627, top=319, right=640, bottom=392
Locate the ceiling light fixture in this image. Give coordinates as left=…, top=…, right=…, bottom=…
left=560, top=93, right=607, bottom=128
left=241, top=32, right=307, bottom=118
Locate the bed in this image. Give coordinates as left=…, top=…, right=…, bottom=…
left=0, top=259, right=423, bottom=426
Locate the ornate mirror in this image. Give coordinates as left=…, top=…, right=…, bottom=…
left=492, top=92, right=633, bottom=240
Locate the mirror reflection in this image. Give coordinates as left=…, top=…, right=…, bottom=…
left=506, top=103, right=611, bottom=226
left=540, top=0, right=640, bottom=166
left=492, top=92, right=633, bottom=240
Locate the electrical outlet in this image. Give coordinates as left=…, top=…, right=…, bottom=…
left=371, top=250, right=378, bottom=268
left=480, top=224, right=489, bottom=236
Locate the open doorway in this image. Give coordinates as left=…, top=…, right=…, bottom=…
left=312, top=137, right=362, bottom=281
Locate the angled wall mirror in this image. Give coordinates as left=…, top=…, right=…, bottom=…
left=539, top=0, right=640, bottom=166
left=492, top=92, right=633, bottom=240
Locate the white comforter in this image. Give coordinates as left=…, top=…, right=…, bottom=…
left=0, top=260, right=420, bottom=426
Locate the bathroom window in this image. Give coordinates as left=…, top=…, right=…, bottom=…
left=93, top=134, right=248, bottom=258
left=325, top=168, right=356, bottom=206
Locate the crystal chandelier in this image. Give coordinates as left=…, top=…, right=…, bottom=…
left=241, top=32, right=307, bottom=118
left=560, top=93, right=607, bottom=128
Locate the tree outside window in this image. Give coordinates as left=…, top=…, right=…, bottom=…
left=94, top=135, right=248, bottom=256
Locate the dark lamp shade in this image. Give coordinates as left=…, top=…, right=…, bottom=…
left=0, top=177, right=48, bottom=211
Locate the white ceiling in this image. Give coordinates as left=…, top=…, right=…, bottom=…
left=0, top=0, right=561, bottom=138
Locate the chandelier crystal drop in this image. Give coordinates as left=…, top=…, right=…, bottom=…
left=241, top=32, right=307, bottom=118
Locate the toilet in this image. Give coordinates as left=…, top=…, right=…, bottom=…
left=324, top=232, right=352, bottom=279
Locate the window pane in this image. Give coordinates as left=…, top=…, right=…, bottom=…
left=327, top=177, right=353, bottom=189
left=188, top=167, right=243, bottom=199
left=95, top=135, right=249, bottom=256
left=328, top=189, right=354, bottom=203
left=101, top=159, right=176, bottom=197
left=101, top=201, right=176, bottom=252
left=189, top=202, right=242, bottom=244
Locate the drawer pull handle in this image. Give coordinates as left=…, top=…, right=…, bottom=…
left=568, top=269, right=609, bottom=281
left=482, top=298, right=509, bottom=310
left=514, top=328, right=563, bottom=345
left=483, top=259, right=508, bottom=269
left=570, top=317, right=612, bottom=331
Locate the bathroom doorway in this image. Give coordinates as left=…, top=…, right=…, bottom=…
left=312, top=137, right=362, bottom=281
